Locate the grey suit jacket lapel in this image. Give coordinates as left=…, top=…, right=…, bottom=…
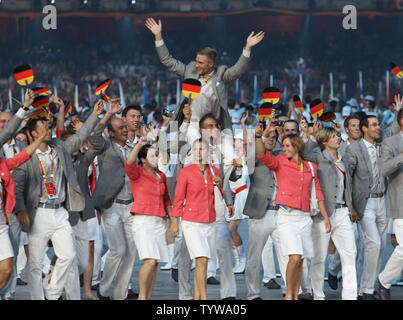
left=110, top=139, right=125, bottom=165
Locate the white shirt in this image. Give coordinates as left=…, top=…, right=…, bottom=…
left=334, top=153, right=345, bottom=205
left=363, top=138, right=381, bottom=192
left=114, top=142, right=133, bottom=201
left=2, top=138, right=19, bottom=160
left=36, top=146, right=65, bottom=204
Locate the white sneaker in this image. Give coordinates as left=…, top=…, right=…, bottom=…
left=160, top=262, right=172, bottom=270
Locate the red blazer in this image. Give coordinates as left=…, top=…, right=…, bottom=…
left=172, top=164, right=220, bottom=223
left=124, top=161, right=171, bottom=217
left=1, top=149, right=31, bottom=216
left=258, top=151, right=324, bottom=213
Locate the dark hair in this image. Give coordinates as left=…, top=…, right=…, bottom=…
left=359, top=115, right=377, bottom=135
left=122, top=105, right=142, bottom=118
left=397, top=108, right=403, bottom=128
left=284, top=119, right=299, bottom=132
left=15, top=127, right=30, bottom=144
left=27, top=117, right=47, bottom=137
left=199, top=113, right=218, bottom=129
left=177, top=98, right=189, bottom=127
left=343, top=113, right=361, bottom=129
left=60, top=129, right=75, bottom=141
left=138, top=144, right=151, bottom=165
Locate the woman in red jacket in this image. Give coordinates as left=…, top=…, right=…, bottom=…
left=125, top=136, right=172, bottom=300
left=0, top=121, right=47, bottom=291
left=256, top=132, right=331, bottom=300
left=170, top=138, right=221, bottom=300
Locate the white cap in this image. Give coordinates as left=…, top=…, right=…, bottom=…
left=364, top=95, right=375, bottom=102
left=342, top=105, right=352, bottom=117
left=346, top=98, right=358, bottom=108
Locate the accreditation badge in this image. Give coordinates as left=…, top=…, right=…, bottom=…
left=44, top=181, right=57, bottom=201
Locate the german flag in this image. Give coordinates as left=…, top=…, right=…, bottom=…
left=310, top=99, right=324, bottom=119
left=95, top=79, right=111, bottom=96
left=258, top=102, right=273, bottom=122
left=29, top=107, right=48, bottom=119
left=33, top=87, right=52, bottom=96
left=14, top=65, right=34, bottom=86
left=32, top=95, right=50, bottom=109
left=182, top=79, right=201, bottom=101
left=391, top=63, right=403, bottom=79
left=64, top=101, right=73, bottom=117
left=263, top=87, right=280, bottom=104
left=293, top=95, right=304, bottom=114
left=319, top=112, right=336, bottom=123
left=101, top=93, right=111, bottom=104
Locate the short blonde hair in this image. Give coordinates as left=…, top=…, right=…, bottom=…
left=197, top=47, right=217, bottom=63
left=315, top=127, right=337, bottom=150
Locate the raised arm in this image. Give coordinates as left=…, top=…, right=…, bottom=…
left=51, top=95, right=66, bottom=137
left=0, top=89, right=34, bottom=147
left=222, top=31, right=264, bottom=84
left=380, top=139, right=403, bottom=177
left=145, top=17, right=186, bottom=78
left=62, top=100, right=103, bottom=155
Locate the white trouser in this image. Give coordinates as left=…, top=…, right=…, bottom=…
left=328, top=222, right=363, bottom=277
left=64, top=219, right=89, bottom=300
left=100, top=202, right=136, bottom=300
left=245, top=210, right=287, bottom=300
left=359, top=197, right=388, bottom=295
left=379, top=219, right=403, bottom=289
left=28, top=207, right=76, bottom=300
left=171, top=218, right=184, bottom=269
left=178, top=217, right=236, bottom=299
left=300, top=258, right=311, bottom=294
left=207, top=253, right=218, bottom=278
left=3, top=214, right=21, bottom=297
left=92, top=220, right=108, bottom=285
left=262, top=236, right=277, bottom=281
left=311, top=208, right=357, bottom=300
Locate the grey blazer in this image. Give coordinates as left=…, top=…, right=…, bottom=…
left=91, top=138, right=133, bottom=211
left=68, top=123, right=106, bottom=226
left=12, top=113, right=100, bottom=232
left=304, top=147, right=354, bottom=220
left=344, top=138, right=386, bottom=219
left=156, top=42, right=250, bottom=132
left=380, top=133, right=403, bottom=219
left=0, top=139, right=27, bottom=159
left=242, top=156, right=276, bottom=219
left=0, top=110, right=26, bottom=149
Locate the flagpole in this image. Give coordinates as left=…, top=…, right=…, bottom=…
left=119, top=81, right=126, bottom=109
left=359, top=71, right=364, bottom=109
left=299, top=74, right=303, bottom=102
left=386, top=70, right=391, bottom=105
left=235, top=79, right=240, bottom=105
left=320, top=84, right=324, bottom=101
left=8, top=88, right=12, bottom=112
left=176, top=79, right=180, bottom=105
left=253, top=75, right=258, bottom=105
left=53, top=85, right=58, bottom=97
left=329, top=72, right=334, bottom=100
left=74, top=84, right=79, bottom=112
left=270, top=74, right=274, bottom=87
left=87, top=84, right=92, bottom=106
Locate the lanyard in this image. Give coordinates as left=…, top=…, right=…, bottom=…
left=300, top=162, right=304, bottom=172
left=334, top=161, right=345, bottom=176
left=12, top=145, right=17, bottom=156
left=36, top=152, right=55, bottom=181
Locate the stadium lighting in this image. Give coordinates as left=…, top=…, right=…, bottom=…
left=132, top=0, right=136, bottom=4
left=83, top=0, right=88, bottom=4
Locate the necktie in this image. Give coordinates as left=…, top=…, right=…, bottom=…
left=371, top=145, right=380, bottom=192
left=89, top=161, right=96, bottom=195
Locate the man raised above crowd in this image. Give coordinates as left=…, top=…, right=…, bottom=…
left=145, top=17, right=264, bottom=132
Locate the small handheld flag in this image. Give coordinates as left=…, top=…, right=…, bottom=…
left=28, top=106, right=49, bottom=119
left=263, top=87, right=280, bottom=105
left=182, top=79, right=201, bottom=104
left=33, top=87, right=52, bottom=96
left=32, top=95, right=50, bottom=110
left=258, top=102, right=274, bottom=122
left=64, top=101, right=73, bottom=117
left=14, top=65, right=34, bottom=87
left=391, top=63, right=403, bottom=79
left=319, top=112, right=336, bottom=123
left=101, top=92, right=111, bottom=104
left=293, top=95, right=304, bottom=114
left=310, top=99, right=324, bottom=120
left=94, top=79, right=111, bottom=96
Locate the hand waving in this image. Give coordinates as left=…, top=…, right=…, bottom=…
left=145, top=18, right=162, bottom=40
left=393, top=93, right=403, bottom=112
left=245, top=31, right=265, bottom=50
